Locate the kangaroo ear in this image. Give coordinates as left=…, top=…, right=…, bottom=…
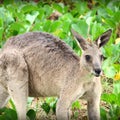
left=95, top=29, right=112, bottom=48
left=71, top=29, right=88, bottom=51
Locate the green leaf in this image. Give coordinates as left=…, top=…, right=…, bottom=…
left=50, top=21, right=61, bottom=32
left=32, top=22, right=43, bottom=31
left=8, top=22, right=26, bottom=34
left=73, top=111, right=79, bottom=119
left=0, top=7, right=14, bottom=26
left=114, top=12, right=120, bottom=22
left=72, top=100, right=81, bottom=110
left=27, top=109, right=36, bottom=120
left=52, top=3, right=63, bottom=13
left=37, top=8, right=45, bottom=20
left=0, top=107, right=17, bottom=120
left=104, top=65, right=116, bottom=78
left=43, top=20, right=51, bottom=32
left=0, top=116, right=5, bottom=120
left=105, top=19, right=116, bottom=28
left=91, top=22, right=106, bottom=40
left=0, top=19, right=3, bottom=27
left=74, top=1, right=88, bottom=15
left=4, top=108, right=17, bottom=120
left=60, top=13, right=73, bottom=24
left=41, top=102, right=50, bottom=114
left=43, top=5, right=53, bottom=17
left=113, top=81, right=120, bottom=95
left=21, top=5, right=38, bottom=13
left=102, top=58, right=116, bottom=78
left=51, top=101, right=57, bottom=114
left=71, top=20, right=88, bottom=38
left=0, top=107, right=6, bottom=114
left=0, top=28, right=3, bottom=40
left=9, top=99, right=16, bottom=111
left=100, top=108, right=107, bottom=120
left=3, top=0, right=14, bottom=5
left=26, top=11, right=39, bottom=24
left=101, top=93, right=117, bottom=104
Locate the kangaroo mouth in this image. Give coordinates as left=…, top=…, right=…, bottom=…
left=94, top=74, right=100, bottom=77
left=92, top=71, right=102, bottom=77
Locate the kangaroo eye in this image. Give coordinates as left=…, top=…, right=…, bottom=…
left=85, top=55, right=91, bottom=62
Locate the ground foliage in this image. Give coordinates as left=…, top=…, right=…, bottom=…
left=0, top=0, right=120, bottom=119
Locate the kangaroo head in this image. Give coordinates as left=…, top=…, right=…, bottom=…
left=71, top=29, right=112, bottom=77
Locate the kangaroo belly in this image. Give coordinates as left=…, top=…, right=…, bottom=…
left=25, top=50, right=73, bottom=97
left=28, top=74, right=62, bottom=97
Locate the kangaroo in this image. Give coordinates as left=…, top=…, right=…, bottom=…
left=0, top=29, right=112, bottom=120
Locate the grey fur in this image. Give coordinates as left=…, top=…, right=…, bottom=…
left=0, top=29, right=112, bottom=120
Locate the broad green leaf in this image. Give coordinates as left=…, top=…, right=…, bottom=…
left=0, top=7, right=14, bottom=26
left=9, top=99, right=16, bottom=111
left=26, top=11, right=39, bottom=24
left=113, top=81, right=120, bottom=95
left=71, top=20, right=88, bottom=38
left=113, top=11, right=120, bottom=24
left=101, top=93, right=117, bottom=104
left=43, top=20, right=51, bottom=32
left=100, top=108, right=107, bottom=120
left=3, top=0, right=14, bottom=5
left=113, top=64, right=120, bottom=72
left=73, top=111, right=79, bottom=119
left=51, top=101, right=57, bottom=114
left=74, top=1, right=88, bottom=15
left=50, top=21, right=61, bottom=32
left=86, top=16, right=96, bottom=26
left=60, top=13, right=73, bottom=24
left=4, top=108, right=17, bottom=120
left=104, top=65, right=116, bottom=78
left=61, top=21, right=71, bottom=33
left=0, top=116, right=5, bottom=120
left=45, top=97, right=57, bottom=105
left=0, top=107, right=6, bottom=114
left=72, top=100, right=81, bottom=110
left=43, top=5, right=53, bottom=17
left=52, top=3, right=63, bottom=13
left=37, top=8, right=45, bottom=20
left=91, top=22, right=106, bottom=40
left=0, top=107, right=17, bottom=120
left=32, top=22, right=43, bottom=31
left=105, top=19, right=116, bottom=28
left=27, top=109, right=36, bottom=120
left=41, top=102, right=50, bottom=114
left=8, top=22, right=26, bottom=35
left=21, top=5, right=38, bottom=13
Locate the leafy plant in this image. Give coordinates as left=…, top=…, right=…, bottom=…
left=101, top=81, right=120, bottom=120
left=0, top=107, right=17, bottom=120
left=27, top=109, right=36, bottom=120
left=41, top=97, right=57, bottom=114
left=0, top=0, right=120, bottom=119
left=41, top=102, right=51, bottom=115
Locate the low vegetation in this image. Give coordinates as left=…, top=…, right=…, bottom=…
left=0, top=0, right=120, bottom=119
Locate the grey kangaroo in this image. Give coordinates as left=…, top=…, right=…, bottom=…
left=0, top=29, right=112, bottom=120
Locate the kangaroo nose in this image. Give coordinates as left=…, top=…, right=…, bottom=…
left=95, top=69, right=101, bottom=75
